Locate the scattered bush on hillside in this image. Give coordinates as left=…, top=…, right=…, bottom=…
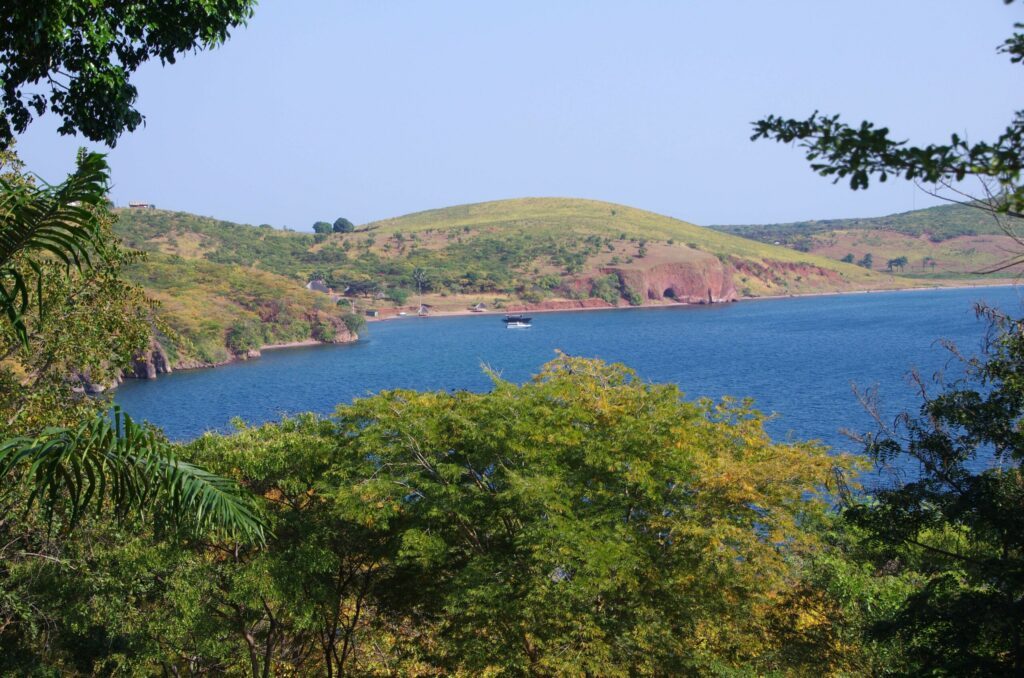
left=387, top=288, right=410, bottom=305
left=225, top=320, right=263, bottom=354
left=590, top=274, right=622, bottom=304
left=341, top=312, right=366, bottom=335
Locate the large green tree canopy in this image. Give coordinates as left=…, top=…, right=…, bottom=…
left=0, top=0, right=256, bottom=147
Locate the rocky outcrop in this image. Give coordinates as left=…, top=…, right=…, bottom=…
left=731, top=258, right=845, bottom=288
left=73, top=369, right=123, bottom=394
left=126, top=337, right=174, bottom=380
left=308, top=311, right=358, bottom=344
left=604, top=253, right=737, bottom=304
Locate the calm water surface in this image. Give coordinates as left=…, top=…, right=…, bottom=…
left=116, top=287, right=1023, bottom=468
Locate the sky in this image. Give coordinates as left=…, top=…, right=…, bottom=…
left=13, top=1, right=1023, bottom=231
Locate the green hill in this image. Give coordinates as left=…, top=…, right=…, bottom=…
left=714, top=201, right=1002, bottom=243
left=114, top=198, right=922, bottom=367
left=353, top=197, right=899, bottom=299
left=712, top=202, right=1023, bottom=277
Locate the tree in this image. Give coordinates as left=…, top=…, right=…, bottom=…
left=0, top=1, right=257, bottom=148
left=857, top=252, right=874, bottom=269
left=341, top=312, right=366, bottom=335
left=753, top=6, right=1024, bottom=669
left=333, top=355, right=854, bottom=674
left=387, top=287, right=409, bottom=305
left=885, top=256, right=907, bottom=273
left=590, top=273, right=621, bottom=304
left=333, top=217, right=355, bottom=233
left=845, top=307, right=1024, bottom=673
left=411, top=267, right=430, bottom=296
left=313, top=221, right=332, bottom=234
left=841, top=253, right=855, bottom=263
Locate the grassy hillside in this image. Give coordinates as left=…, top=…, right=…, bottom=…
left=114, top=198, right=920, bottom=360
left=713, top=202, right=1023, bottom=277
left=128, top=253, right=354, bottom=365
left=355, top=197, right=900, bottom=299
left=714, top=201, right=1004, bottom=243
left=365, top=197, right=877, bottom=263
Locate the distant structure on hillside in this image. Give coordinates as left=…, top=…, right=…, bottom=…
left=128, top=201, right=155, bottom=209
left=306, top=279, right=330, bottom=294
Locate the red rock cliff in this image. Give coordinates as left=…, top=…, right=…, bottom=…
left=604, top=252, right=737, bottom=304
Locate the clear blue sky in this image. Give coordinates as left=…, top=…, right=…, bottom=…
left=14, top=1, right=1022, bottom=230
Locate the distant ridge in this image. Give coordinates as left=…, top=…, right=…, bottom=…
left=711, top=200, right=1021, bottom=277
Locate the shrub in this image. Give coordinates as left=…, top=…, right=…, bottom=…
left=624, top=286, right=643, bottom=306
left=226, top=320, right=263, bottom=354
left=342, top=312, right=366, bottom=335
left=590, top=274, right=622, bottom=305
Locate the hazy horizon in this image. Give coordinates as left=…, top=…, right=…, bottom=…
left=14, top=1, right=1021, bottom=231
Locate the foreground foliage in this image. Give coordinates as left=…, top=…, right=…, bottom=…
left=1, top=356, right=882, bottom=675
left=846, top=306, right=1024, bottom=674
left=0, top=148, right=264, bottom=551
left=7, top=330, right=1024, bottom=674
left=0, top=0, right=256, bottom=146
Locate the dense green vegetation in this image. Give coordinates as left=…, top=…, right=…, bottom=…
left=0, top=356, right=881, bottom=674
left=3, top=2, right=1022, bottom=673
left=7, top=333, right=1024, bottom=674
left=0, top=4, right=269, bottom=660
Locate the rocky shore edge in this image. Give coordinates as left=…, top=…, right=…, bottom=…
left=80, top=325, right=358, bottom=394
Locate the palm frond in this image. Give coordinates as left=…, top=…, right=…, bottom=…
left=0, top=407, right=267, bottom=544
left=0, top=151, right=110, bottom=346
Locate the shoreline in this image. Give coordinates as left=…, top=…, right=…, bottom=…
left=260, top=339, right=323, bottom=351
left=124, top=278, right=1019, bottom=386
left=365, top=278, right=1020, bottom=323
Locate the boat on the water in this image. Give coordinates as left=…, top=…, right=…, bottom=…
left=503, top=314, right=532, bottom=329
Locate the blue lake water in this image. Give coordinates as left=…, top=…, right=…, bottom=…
left=116, top=287, right=1022, bottom=470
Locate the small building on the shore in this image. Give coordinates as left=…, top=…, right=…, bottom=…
left=306, top=279, right=330, bottom=294
left=471, top=302, right=487, bottom=312
left=418, top=303, right=433, bottom=316
left=365, top=309, right=380, bottom=318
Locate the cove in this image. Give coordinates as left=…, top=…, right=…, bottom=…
left=116, top=286, right=1022, bottom=468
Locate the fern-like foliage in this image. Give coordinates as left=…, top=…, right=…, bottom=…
left=0, top=407, right=266, bottom=543
left=0, top=153, right=266, bottom=543
left=0, top=151, right=109, bottom=347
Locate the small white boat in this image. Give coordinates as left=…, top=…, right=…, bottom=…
left=503, top=314, right=532, bottom=329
